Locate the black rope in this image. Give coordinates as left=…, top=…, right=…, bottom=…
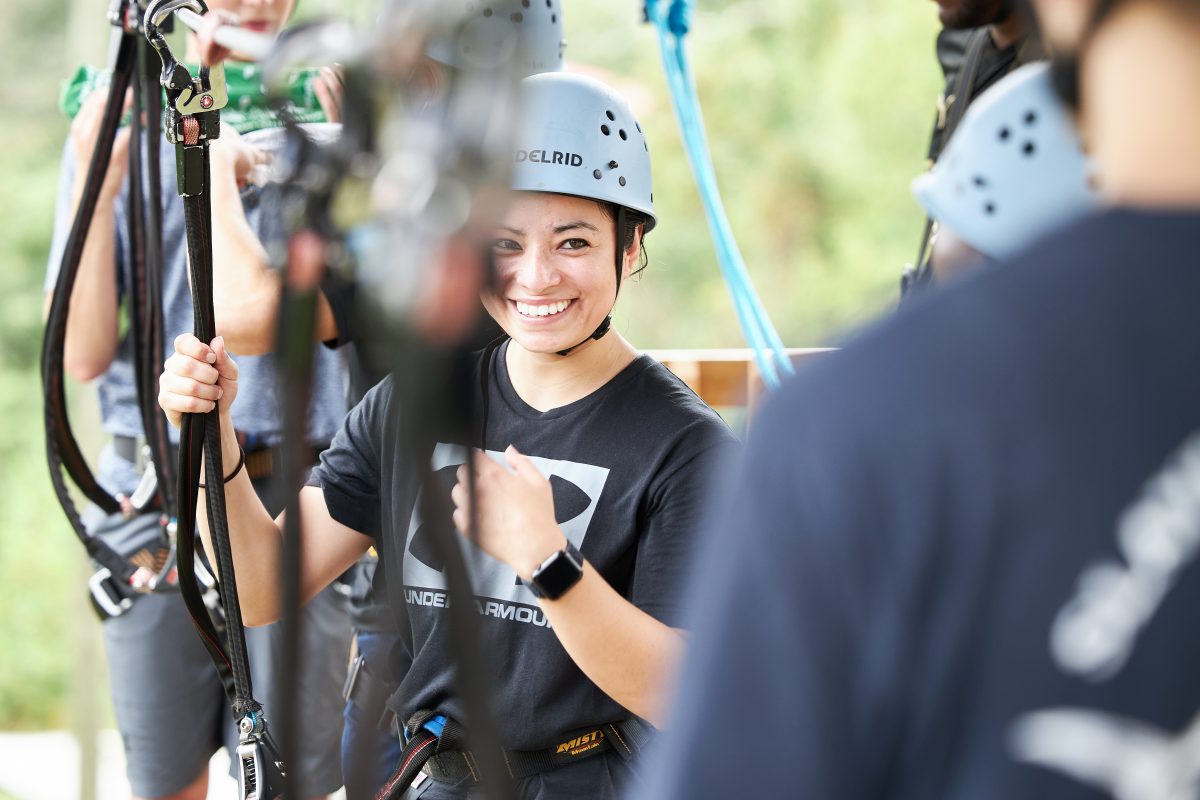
left=275, top=267, right=320, bottom=800
left=379, top=337, right=515, bottom=800
left=137, top=29, right=178, bottom=518
left=144, top=3, right=284, bottom=794
left=41, top=22, right=142, bottom=590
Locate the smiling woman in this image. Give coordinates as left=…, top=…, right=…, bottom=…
left=159, top=70, right=738, bottom=800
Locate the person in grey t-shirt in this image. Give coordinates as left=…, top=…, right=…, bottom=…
left=44, top=2, right=351, bottom=797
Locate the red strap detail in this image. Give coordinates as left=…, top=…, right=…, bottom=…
left=376, top=734, right=437, bottom=800
left=183, top=116, right=200, bottom=146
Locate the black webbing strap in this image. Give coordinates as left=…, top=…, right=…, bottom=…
left=275, top=249, right=321, bottom=800
left=374, top=726, right=443, bottom=800
left=128, top=25, right=178, bottom=521
left=144, top=4, right=285, bottom=797
left=383, top=337, right=515, bottom=800
left=903, top=27, right=992, bottom=297
left=41, top=21, right=143, bottom=593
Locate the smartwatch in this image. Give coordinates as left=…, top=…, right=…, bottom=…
left=528, top=539, right=585, bottom=600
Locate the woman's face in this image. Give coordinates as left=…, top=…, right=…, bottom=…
left=482, top=192, right=637, bottom=356
left=205, top=0, right=295, bottom=36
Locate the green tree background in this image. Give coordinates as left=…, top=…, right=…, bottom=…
left=0, top=0, right=938, bottom=730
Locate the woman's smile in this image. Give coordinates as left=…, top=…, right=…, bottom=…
left=513, top=298, right=575, bottom=320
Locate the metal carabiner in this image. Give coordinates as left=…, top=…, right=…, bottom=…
left=144, top=0, right=228, bottom=121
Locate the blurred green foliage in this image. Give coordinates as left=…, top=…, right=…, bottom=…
left=0, top=0, right=938, bottom=729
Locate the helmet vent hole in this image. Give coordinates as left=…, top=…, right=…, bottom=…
left=1024, top=110, right=1037, bottom=126
left=619, top=129, right=627, bottom=140
left=972, top=175, right=987, bottom=188
left=984, top=201, right=996, bottom=215
left=1022, top=141, right=1036, bottom=157
left=619, top=176, right=627, bottom=186
left=998, top=126, right=1011, bottom=142
left=593, top=169, right=602, bottom=180
left=483, top=7, right=493, bottom=16
left=606, top=110, right=615, bottom=121
left=601, top=124, right=611, bottom=136
left=551, top=13, right=556, bottom=21
left=547, top=0, right=553, bottom=5
left=608, top=160, right=618, bottom=169
left=511, top=12, right=523, bottom=21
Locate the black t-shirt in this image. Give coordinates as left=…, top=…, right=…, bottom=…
left=321, top=272, right=510, bottom=633
left=309, top=342, right=736, bottom=749
left=927, top=27, right=1026, bottom=165
left=643, top=210, right=1200, bottom=799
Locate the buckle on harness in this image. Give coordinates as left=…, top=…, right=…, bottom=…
left=127, top=446, right=159, bottom=513
left=89, top=567, right=133, bottom=619
left=402, top=713, right=447, bottom=744
left=194, top=555, right=226, bottom=633
left=236, top=712, right=286, bottom=800
left=236, top=739, right=264, bottom=800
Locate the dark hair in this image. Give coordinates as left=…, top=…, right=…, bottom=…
left=597, top=202, right=651, bottom=278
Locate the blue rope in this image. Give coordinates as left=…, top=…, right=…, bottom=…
left=646, top=0, right=794, bottom=388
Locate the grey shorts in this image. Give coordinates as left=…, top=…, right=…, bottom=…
left=247, top=582, right=354, bottom=796
left=92, top=506, right=353, bottom=797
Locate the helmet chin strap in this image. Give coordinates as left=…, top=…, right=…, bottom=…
left=555, top=206, right=627, bottom=357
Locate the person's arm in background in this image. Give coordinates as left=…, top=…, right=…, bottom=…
left=198, top=17, right=345, bottom=355
left=207, top=131, right=340, bottom=355
left=43, top=92, right=129, bottom=381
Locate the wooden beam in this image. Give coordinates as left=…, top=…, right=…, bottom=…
left=646, top=348, right=834, bottom=411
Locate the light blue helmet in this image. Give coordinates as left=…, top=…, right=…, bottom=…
left=912, top=62, right=1097, bottom=260
left=510, top=72, right=656, bottom=230
left=430, top=0, right=564, bottom=78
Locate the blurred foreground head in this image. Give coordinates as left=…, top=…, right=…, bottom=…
left=1028, top=0, right=1200, bottom=207
left=913, top=62, right=1096, bottom=264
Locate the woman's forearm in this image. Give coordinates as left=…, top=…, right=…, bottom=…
left=57, top=188, right=119, bottom=381
left=540, top=564, right=686, bottom=728
left=210, top=177, right=282, bottom=356
left=196, top=413, right=286, bottom=626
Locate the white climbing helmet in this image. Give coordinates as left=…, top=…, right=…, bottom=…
left=430, top=0, right=564, bottom=78
left=510, top=72, right=656, bottom=230
left=912, top=62, right=1097, bottom=260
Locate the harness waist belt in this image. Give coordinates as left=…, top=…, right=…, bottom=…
left=115, top=434, right=324, bottom=481
left=420, top=719, right=649, bottom=785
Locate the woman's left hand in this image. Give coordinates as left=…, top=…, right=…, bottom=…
left=452, top=445, right=566, bottom=581
left=314, top=65, right=345, bottom=124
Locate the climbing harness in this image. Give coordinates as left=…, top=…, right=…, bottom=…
left=144, top=3, right=285, bottom=797
left=644, top=0, right=793, bottom=388
left=41, top=0, right=180, bottom=621
left=375, top=712, right=649, bottom=798
left=903, top=27, right=993, bottom=296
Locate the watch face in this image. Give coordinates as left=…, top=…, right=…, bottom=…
left=532, top=545, right=583, bottom=600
